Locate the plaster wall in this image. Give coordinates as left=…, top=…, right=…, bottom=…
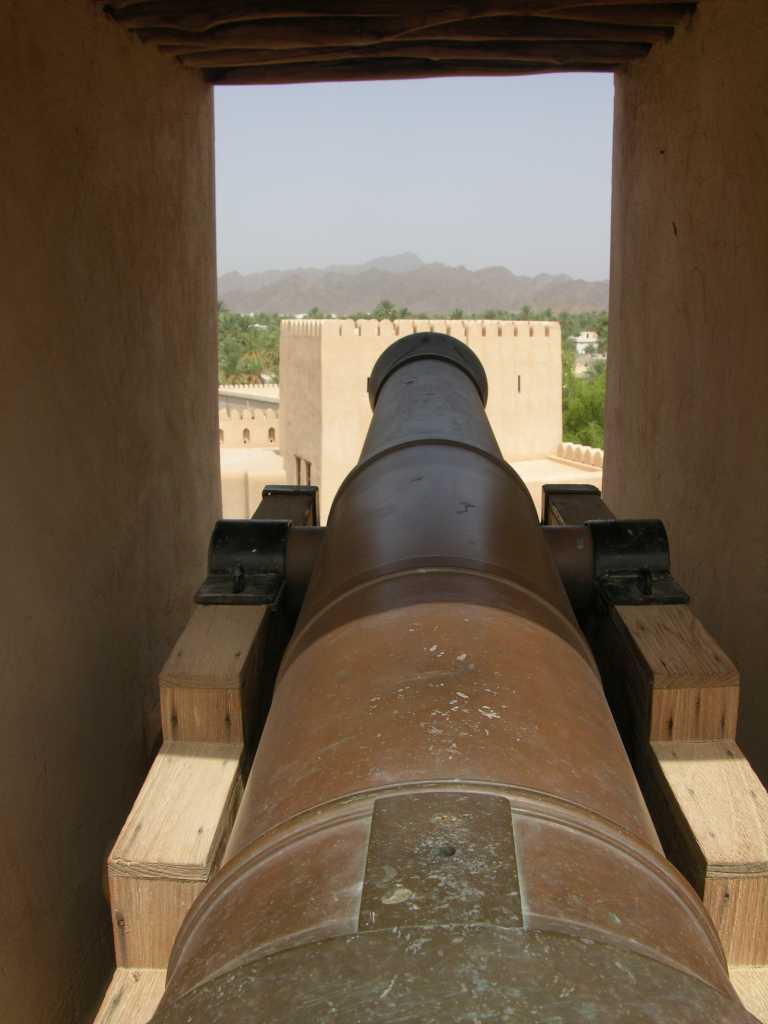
left=220, top=449, right=288, bottom=517
left=605, top=0, right=768, bottom=776
left=0, top=3, right=218, bottom=1020
left=280, top=319, right=323, bottom=507
left=281, top=319, right=562, bottom=522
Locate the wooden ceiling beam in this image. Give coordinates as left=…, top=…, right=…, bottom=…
left=552, top=3, right=694, bottom=25
left=100, top=1, right=693, bottom=29
left=174, top=39, right=650, bottom=68
left=149, top=17, right=670, bottom=54
left=209, top=57, right=623, bottom=86
left=95, top=0, right=696, bottom=79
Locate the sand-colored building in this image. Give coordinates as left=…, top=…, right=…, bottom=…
left=280, top=318, right=568, bottom=522
left=219, top=322, right=603, bottom=518
left=218, top=384, right=285, bottom=516
left=218, top=384, right=280, bottom=448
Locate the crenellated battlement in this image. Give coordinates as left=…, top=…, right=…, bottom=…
left=218, top=382, right=280, bottom=399
left=557, top=441, right=604, bottom=467
left=280, top=317, right=565, bottom=522
left=281, top=318, right=559, bottom=343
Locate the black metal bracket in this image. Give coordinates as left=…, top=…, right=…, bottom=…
left=195, top=518, right=289, bottom=606
left=195, top=485, right=320, bottom=605
left=588, top=518, right=689, bottom=607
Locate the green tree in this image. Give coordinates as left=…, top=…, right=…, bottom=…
left=218, top=306, right=280, bottom=383
left=563, top=360, right=606, bottom=447
left=371, top=299, right=412, bottom=319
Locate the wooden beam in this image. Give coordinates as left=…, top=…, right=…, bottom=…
left=93, top=968, right=166, bottom=1024
left=138, top=16, right=671, bottom=49
left=176, top=39, right=649, bottom=68
left=730, top=968, right=768, bottom=1023
left=100, top=0, right=694, bottom=20
left=648, top=740, right=768, bottom=965
left=403, top=14, right=673, bottom=40
left=159, top=603, right=270, bottom=745
left=110, top=4, right=693, bottom=33
left=607, top=603, right=740, bottom=745
left=548, top=3, right=694, bottom=26
left=208, top=58, right=622, bottom=84
left=108, top=741, right=243, bottom=968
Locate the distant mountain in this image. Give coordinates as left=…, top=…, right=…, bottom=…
left=218, top=253, right=608, bottom=315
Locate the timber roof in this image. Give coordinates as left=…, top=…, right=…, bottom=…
left=97, top=2, right=697, bottom=85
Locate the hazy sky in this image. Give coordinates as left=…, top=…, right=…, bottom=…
left=214, top=73, right=614, bottom=281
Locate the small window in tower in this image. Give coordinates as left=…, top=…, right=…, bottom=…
left=517, top=375, right=522, bottom=394
left=268, top=427, right=276, bottom=444
left=295, top=455, right=302, bottom=484
left=243, top=428, right=250, bottom=445
left=219, top=428, right=224, bottom=444
left=305, top=460, right=312, bottom=486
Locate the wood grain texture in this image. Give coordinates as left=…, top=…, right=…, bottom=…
left=709, top=875, right=768, bottom=965
left=649, top=684, right=739, bottom=743
left=107, top=742, right=243, bottom=967
left=608, top=604, right=739, bottom=743
left=109, top=876, right=205, bottom=968
left=109, top=742, right=242, bottom=880
left=93, top=968, right=166, bottom=1024
left=159, top=604, right=270, bottom=743
left=731, top=966, right=768, bottom=1021
left=176, top=39, right=649, bottom=67
left=159, top=604, right=268, bottom=691
left=651, top=741, right=768, bottom=875
left=160, top=684, right=244, bottom=743
left=615, top=604, right=740, bottom=690
left=650, top=740, right=768, bottom=965
left=151, top=15, right=671, bottom=52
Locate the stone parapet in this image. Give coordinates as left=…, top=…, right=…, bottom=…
left=558, top=441, right=604, bottom=468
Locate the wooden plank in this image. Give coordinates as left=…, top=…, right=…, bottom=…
left=159, top=604, right=268, bottom=691
left=101, top=1, right=695, bottom=22
left=151, top=16, right=671, bottom=52
left=616, top=603, right=740, bottom=691
left=160, top=685, right=244, bottom=744
left=177, top=38, right=650, bottom=68
left=159, top=604, right=269, bottom=744
left=93, top=968, right=166, bottom=1024
left=209, top=59, right=624, bottom=84
left=108, top=741, right=243, bottom=967
left=102, top=0, right=696, bottom=29
left=650, top=740, right=768, bottom=965
left=611, top=604, right=739, bottom=742
left=731, top=967, right=768, bottom=1022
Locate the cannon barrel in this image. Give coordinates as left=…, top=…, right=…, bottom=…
left=153, top=333, right=752, bottom=1023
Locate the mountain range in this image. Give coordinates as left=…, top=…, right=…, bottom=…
left=218, top=254, right=608, bottom=316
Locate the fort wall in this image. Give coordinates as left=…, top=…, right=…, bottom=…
left=280, top=319, right=562, bottom=522
left=218, top=401, right=279, bottom=449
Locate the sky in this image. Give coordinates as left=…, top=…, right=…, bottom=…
left=214, top=73, right=614, bottom=281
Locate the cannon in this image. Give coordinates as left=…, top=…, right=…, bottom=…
left=152, top=333, right=753, bottom=1022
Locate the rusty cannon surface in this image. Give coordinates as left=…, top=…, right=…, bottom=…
left=152, top=333, right=753, bottom=1023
